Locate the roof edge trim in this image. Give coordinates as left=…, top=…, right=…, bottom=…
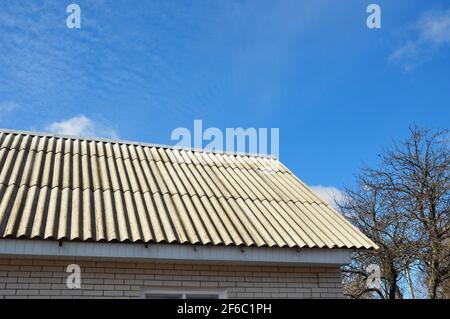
left=0, top=239, right=353, bottom=266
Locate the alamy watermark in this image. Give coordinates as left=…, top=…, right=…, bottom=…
left=64, top=4, right=380, bottom=30
left=366, top=4, right=381, bottom=29
left=171, top=120, right=280, bottom=158
left=66, top=264, right=81, bottom=289
left=366, top=264, right=381, bottom=290
left=66, top=4, right=81, bottom=29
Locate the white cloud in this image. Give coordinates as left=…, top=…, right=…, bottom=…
left=390, top=9, right=450, bottom=70
left=0, top=101, right=19, bottom=112
left=418, top=9, right=450, bottom=45
left=310, top=185, right=346, bottom=210
left=45, top=115, right=117, bottom=138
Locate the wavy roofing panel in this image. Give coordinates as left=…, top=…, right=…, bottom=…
left=0, top=130, right=377, bottom=249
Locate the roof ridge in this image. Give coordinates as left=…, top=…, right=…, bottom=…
left=0, top=128, right=278, bottom=160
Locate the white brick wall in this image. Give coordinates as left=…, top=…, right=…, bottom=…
left=0, top=258, right=344, bottom=299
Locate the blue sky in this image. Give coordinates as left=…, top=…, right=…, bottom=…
left=0, top=0, right=449, bottom=204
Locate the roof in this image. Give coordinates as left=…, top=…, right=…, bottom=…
left=0, top=129, right=377, bottom=249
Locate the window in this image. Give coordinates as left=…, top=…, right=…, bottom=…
left=143, top=289, right=226, bottom=299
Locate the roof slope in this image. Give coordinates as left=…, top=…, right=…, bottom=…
left=0, top=129, right=377, bottom=249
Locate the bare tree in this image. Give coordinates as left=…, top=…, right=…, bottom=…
left=341, top=126, right=449, bottom=299
left=340, top=175, right=415, bottom=299
left=366, top=126, right=449, bottom=298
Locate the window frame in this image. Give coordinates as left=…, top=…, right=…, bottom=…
left=141, top=288, right=228, bottom=299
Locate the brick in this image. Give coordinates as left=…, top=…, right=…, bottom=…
left=124, top=279, right=144, bottom=285
left=1, top=277, right=17, bottom=284
left=83, top=290, right=103, bottom=296
left=20, top=266, right=42, bottom=272
left=173, top=264, right=193, bottom=270
left=31, top=271, right=53, bottom=277
left=83, top=278, right=104, bottom=285
left=328, top=288, right=344, bottom=293
left=95, top=273, right=115, bottom=279
left=154, top=275, right=173, bottom=280
left=52, top=272, right=72, bottom=278
left=320, top=292, right=339, bottom=298
left=0, top=266, right=17, bottom=271
left=7, top=272, right=30, bottom=278
left=115, top=274, right=134, bottom=280
left=319, top=283, right=337, bottom=288
left=162, top=281, right=182, bottom=287
left=32, top=259, right=54, bottom=266
left=39, top=290, right=61, bottom=296
left=6, top=283, right=29, bottom=289
left=125, top=268, right=145, bottom=274
left=287, top=293, right=306, bottom=298
left=245, top=287, right=262, bottom=293
left=95, top=261, right=116, bottom=268
left=30, top=283, right=52, bottom=289
left=43, top=267, right=65, bottom=272
left=16, top=289, right=38, bottom=295
left=52, top=284, right=69, bottom=289
left=116, top=262, right=135, bottom=269
left=85, top=267, right=103, bottom=273
left=157, top=263, right=175, bottom=270
left=104, top=279, right=124, bottom=285
left=113, top=285, right=130, bottom=291
left=61, top=289, right=83, bottom=296
left=40, top=278, right=62, bottom=284
left=80, top=284, right=94, bottom=290
left=136, top=274, right=154, bottom=280
left=236, top=281, right=253, bottom=287
left=180, top=270, right=201, bottom=276
left=182, top=281, right=201, bottom=287
left=76, top=261, right=96, bottom=268
left=295, top=288, right=311, bottom=293
left=193, top=265, right=209, bottom=271
left=130, top=285, right=143, bottom=291
left=105, top=268, right=119, bottom=274
left=136, top=263, right=155, bottom=269
left=124, top=291, right=141, bottom=297
left=94, top=284, right=114, bottom=290
left=312, top=288, right=328, bottom=293
left=143, top=280, right=162, bottom=286
left=10, top=259, right=33, bottom=266
left=51, top=260, right=75, bottom=266
left=18, top=277, right=40, bottom=283
left=226, top=276, right=245, bottom=282
left=200, top=281, right=218, bottom=287
left=0, top=289, right=16, bottom=296
left=104, top=290, right=124, bottom=297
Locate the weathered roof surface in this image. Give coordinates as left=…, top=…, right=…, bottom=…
left=0, top=129, right=377, bottom=249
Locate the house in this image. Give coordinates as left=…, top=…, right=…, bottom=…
left=0, top=129, right=377, bottom=299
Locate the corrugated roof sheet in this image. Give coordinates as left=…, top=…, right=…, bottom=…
left=0, top=129, right=377, bottom=249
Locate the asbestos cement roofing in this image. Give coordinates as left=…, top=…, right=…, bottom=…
left=0, top=129, right=377, bottom=249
